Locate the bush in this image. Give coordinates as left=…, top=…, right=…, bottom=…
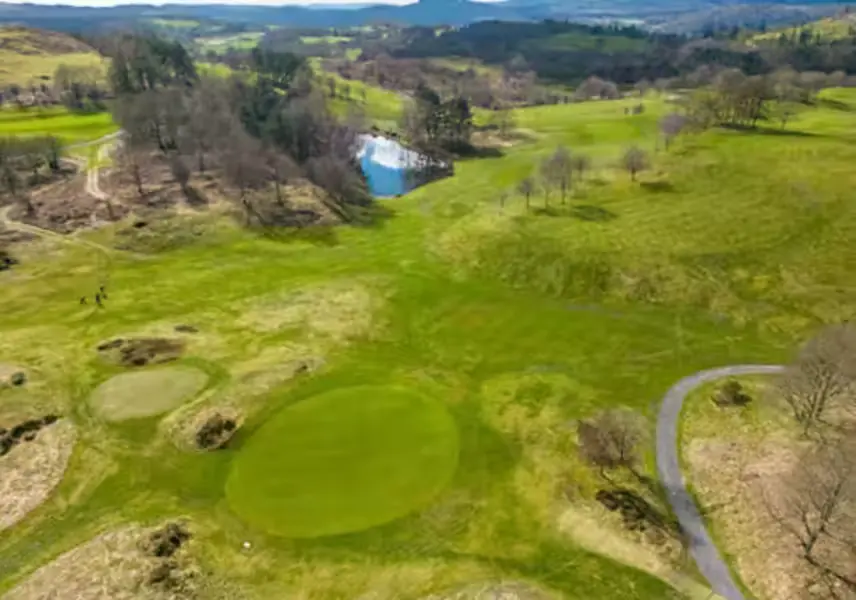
left=713, top=380, right=751, bottom=407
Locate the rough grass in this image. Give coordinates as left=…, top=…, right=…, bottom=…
left=681, top=377, right=808, bottom=600
left=227, top=386, right=459, bottom=538
left=2, top=89, right=856, bottom=599
left=0, top=419, right=75, bottom=531
left=0, top=26, right=105, bottom=86
left=0, top=108, right=117, bottom=144
left=90, top=367, right=209, bottom=421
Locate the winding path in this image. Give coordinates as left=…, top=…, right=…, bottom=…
left=656, top=365, right=785, bottom=600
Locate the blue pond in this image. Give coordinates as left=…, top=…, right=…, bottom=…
left=357, top=135, right=422, bottom=198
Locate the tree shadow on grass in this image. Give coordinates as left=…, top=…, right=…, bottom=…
left=257, top=224, right=340, bottom=246
left=818, top=98, right=856, bottom=113
left=570, top=204, right=617, bottom=222
left=640, top=181, right=676, bottom=194
left=721, top=123, right=821, bottom=138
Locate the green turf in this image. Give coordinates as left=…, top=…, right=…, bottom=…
left=0, top=108, right=117, bottom=144
left=226, top=386, right=459, bottom=538
left=89, top=367, right=209, bottom=421
left=2, top=88, right=856, bottom=599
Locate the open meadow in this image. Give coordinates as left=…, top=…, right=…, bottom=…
left=2, top=84, right=856, bottom=600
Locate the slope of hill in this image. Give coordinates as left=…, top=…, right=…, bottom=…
left=0, top=0, right=848, bottom=34
left=751, top=11, right=856, bottom=42
left=0, top=26, right=105, bottom=87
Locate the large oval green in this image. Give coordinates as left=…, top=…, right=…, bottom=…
left=225, top=386, right=459, bottom=538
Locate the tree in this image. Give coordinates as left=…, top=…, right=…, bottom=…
left=539, top=156, right=555, bottom=207
left=571, top=153, right=591, bottom=182
left=169, top=153, right=191, bottom=198
left=659, top=113, right=687, bottom=150
left=622, top=146, right=648, bottom=181
left=517, top=176, right=534, bottom=210
left=578, top=408, right=648, bottom=477
left=766, top=439, right=856, bottom=597
left=777, top=324, right=856, bottom=435
left=548, top=146, right=572, bottom=204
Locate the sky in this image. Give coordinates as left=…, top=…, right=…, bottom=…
left=0, top=0, right=416, bottom=5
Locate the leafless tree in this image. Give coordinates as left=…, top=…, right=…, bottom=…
left=169, top=153, right=191, bottom=198
left=548, top=146, right=572, bottom=203
left=221, top=123, right=268, bottom=223
left=578, top=408, right=648, bottom=477
left=659, top=113, right=687, bottom=150
left=571, top=153, right=591, bottom=182
left=778, top=324, right=856, bottom=436
left=622, top=146, right=649, bottom=182
left=766, top=439, right=856, bottom=597
left=539, top=156, right=555, bottom=207
left=517, top=176, right=534, bottom=210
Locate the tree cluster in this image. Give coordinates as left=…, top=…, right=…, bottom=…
left=766, top=324, right=856, bottom=599
left=390, top=19, right=856, bottom=89
left=402, top=83, right=473, bottom=156
left=108, top=35, right=372, bottom=225
left=0, top=136, right=64, bottom=214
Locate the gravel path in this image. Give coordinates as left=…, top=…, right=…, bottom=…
left=656, top=365, right=784, bottom=600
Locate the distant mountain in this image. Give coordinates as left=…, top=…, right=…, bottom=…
left=0, top=0, right=848, bottom=34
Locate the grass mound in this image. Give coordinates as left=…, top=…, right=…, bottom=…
left=226, top=386, right=459, bottom=538
left=90, top=367, right=208, bottom=422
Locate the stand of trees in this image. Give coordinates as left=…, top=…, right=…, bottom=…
left=763, top=325, right=856, bottom=599
left=107, top=34, right=372, bottom=225
left=0, top=137, right=64, bottom=215
left=390, top=20, right=856, bottom=88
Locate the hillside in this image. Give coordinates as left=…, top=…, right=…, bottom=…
left=0, top=0, right=847, bottom=34
left=752, top=10, right=856, bottom=42
left=0, top=26, right=104, bottom=87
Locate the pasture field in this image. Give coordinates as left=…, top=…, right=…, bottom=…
left=2, top=88, right=856, bottom=600
left=0, top=108, right=117, bottom=144
left=196, top=32, right=265, bottom=53
left=0, top=26, right=106, bottom=87
left=751, top=14, right=856, bottom=42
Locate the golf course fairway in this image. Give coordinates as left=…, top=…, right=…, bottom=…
left=226, top=386, right=460, bottom=538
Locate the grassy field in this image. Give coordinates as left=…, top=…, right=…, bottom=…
left=751, top=14, right=856, bottom=42
left=0, top=26, right=106, bottom=87
left=0, top=108, right=117, bottom=144
left=196, top=32, right=265, bottom=53
left=2, top=87, right=856, bottom=599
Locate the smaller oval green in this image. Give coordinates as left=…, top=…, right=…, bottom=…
left=226, top=385, right=459, bottom=538
left=90, top=367, right=208, bottom=421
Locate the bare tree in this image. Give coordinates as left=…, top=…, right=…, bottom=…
left=766, top=439, right=856, bottom=597
left=549, top=145, right=572, bottom=204
left=539, top=156, right=555, bottom=208
left=578, top=408, right=648, bottom=477
left=169, top=153, right=191, bottom=198
left=659, top=113, right=687, bottom=150
left=517, top=176, right=534, bottom=211
left=622, top=146, right=649, bottom=182
left=571, top=153, right=591, bottom=182
left=778, top=324, right=856, bottom=435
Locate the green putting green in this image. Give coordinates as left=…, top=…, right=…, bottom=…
left=89, top=367, right=208, bottom=421
left=226, top=386, right=459, bottom=538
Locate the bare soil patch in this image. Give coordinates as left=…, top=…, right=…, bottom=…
left=2, top=521, right=201, bottom=600
left=686, top=437, right=811, bottom=600
left=0, top=417, right=74, bottom=531
left=96, top=337, right=184, bottom=367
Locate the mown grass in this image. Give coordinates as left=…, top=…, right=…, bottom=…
left=196, top=32, right=265, bottom=53
left=0, top=108, right=117, bottom=144
left=227, top=385, right=459, bottom=538
left=2, top=88, right=856, bottom=600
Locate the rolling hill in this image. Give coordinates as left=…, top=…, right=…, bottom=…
left=0, top=26, right=105, bottom=87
